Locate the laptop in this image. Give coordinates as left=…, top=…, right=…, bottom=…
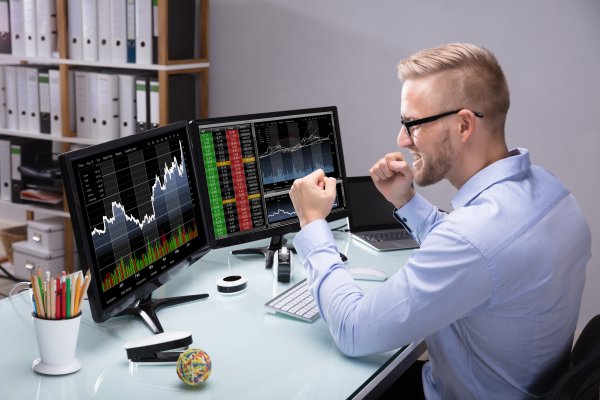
left=345, top=176, right=419, bottom=251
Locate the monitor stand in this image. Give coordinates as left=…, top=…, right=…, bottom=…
left=231, top=235, right=348, bottom=269
left=231, top=235, right=287, bottom=269
left=119, top=292, right=209, bottom=334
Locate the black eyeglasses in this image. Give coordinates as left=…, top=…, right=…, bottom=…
left=401, top=109, right=484, bottom=139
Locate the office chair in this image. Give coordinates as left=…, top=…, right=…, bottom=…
left=545, top=314, right=600, bottom=399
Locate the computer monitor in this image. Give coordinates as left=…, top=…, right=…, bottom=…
left=189, top=106, right=349, bottom=268
left=60, top=121, right=210, bottom=334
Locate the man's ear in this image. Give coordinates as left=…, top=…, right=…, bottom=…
left=457, top=109, right=477, bottom=142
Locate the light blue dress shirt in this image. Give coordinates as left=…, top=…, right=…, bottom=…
left=293, top=148, right=591, bottom=399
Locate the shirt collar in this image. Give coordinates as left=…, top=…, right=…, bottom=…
left=451, top=148, right=531, bottom=210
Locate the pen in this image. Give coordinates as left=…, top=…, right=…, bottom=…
left=44, top=281, right=49, bottom=318
left=61, top=278, right=66, bottom=319
left=56, top=276, right=61, bottom=320
left=50, top=280, right=55, bottom=319
left=66, top=276, right=71, bottom=319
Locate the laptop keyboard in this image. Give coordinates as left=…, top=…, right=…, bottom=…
left=358, top=230, right=412, bottom=242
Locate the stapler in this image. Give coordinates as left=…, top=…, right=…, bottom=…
left=124, top=330, right=193, bottom=363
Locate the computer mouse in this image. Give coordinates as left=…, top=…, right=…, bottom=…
left=348, top=267, right=388, bottom=281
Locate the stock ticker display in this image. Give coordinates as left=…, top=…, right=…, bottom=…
left=198, top=111, right=344, bottom=239
left=75, top=130, right=203, bottom=307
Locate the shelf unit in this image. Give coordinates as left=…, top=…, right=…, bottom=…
left=0, top=0, right=209, bottom=272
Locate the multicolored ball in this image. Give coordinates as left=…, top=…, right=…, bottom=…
left=176, top=348, right=212, bottom=386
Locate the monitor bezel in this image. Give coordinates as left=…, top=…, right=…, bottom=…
left=59, top=121, right=210, bottom=324
left=189, top=106, right=349, bottom=249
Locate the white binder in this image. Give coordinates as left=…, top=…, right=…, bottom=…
left=135, top=77, right=147, bottom=132
left=0, top=138, right=10, bottom=201
left=9, top=0, right=25, bottom=56
left=97, top=73, right=119, bottom=140
left=149, top=78, right=159, bottom=129
left=4, top=66, right=18, bottom=130
left=82, top=0, right=98, bottom=61
left=87, top=72, right=99, bottom=139
left=16, top=67, right=28, bottom=130
left=49, top=69, right=62, bottom=136
left=35, top=0, right=57, bottom=58
left=74, top=70, right=89, bottom=138
left=118, top=74, right=136, bottom=137
left=0, top=0, right=11, bottom=54
left=110, top=0, right=127, bottom=64
left=23, top=0, right=37, bottom=57
left=97, top=0, right=111, bottom=62
left=68, top=70, right=76, bottom=133
left=135, top=0, right=152, bottom=64
left=67, top=0, right=83, bottom=60
left=126, top=0, right=135, bottom=63
left=38, top=70, right=51, bottom=134
left=25, top=67, right=40, bottom=132
left=0, top=67, right=5, bottom=128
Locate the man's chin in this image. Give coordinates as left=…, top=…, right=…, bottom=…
left=414, top=172, right=443, bottom=187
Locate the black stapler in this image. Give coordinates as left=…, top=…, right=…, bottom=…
left=124, top=331, right=193, bottom=363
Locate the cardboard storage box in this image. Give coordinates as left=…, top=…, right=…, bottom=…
left=0, top=225, right=27, bottom=264
left=27, top=217, right=65, bottom=252
left=12, top=241, right=79, bottom=280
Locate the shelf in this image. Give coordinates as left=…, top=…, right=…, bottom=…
left=0, top=55, right=209, bottom=72
left=1, top=0, right=209, bottom=273
left=0, top=129, right=99, bottom=145
left=0, top=200, right=70, bottom=218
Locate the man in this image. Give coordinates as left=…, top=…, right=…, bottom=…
left=289, top=43, right=591, bottom=399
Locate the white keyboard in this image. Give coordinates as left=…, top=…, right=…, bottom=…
left=264, top=279, right=320, bottom=322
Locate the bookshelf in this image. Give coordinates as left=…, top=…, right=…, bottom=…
left=0, top=0, right=210, bottom=272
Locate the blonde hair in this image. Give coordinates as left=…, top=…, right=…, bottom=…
left=397, top=43, right=510, bottom=131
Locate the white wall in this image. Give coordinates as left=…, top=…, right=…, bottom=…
left=209, top=0, right=600, bottom=329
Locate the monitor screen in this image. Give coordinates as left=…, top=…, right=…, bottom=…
left=190, top=106, right=348, bottom=249
left=60, top=121, right=209, bottom=332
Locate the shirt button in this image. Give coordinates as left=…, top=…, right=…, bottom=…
left=402, top=218, right=407, bottom=222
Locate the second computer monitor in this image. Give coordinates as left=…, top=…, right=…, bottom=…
left=191, top=106, right=348, bottom=248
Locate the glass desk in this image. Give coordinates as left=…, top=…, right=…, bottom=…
left=0, top=227, right=425, bottom=399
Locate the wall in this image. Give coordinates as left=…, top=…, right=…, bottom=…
left=209, top=0, right=600, bottom=329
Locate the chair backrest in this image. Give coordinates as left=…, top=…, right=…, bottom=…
left=546, top=315, right=600, bottom=400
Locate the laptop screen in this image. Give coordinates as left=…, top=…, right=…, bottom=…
left=345, top=176, right=400, bottom=232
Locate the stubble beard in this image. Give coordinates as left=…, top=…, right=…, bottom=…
left=413, top=129, right=455, bottom=187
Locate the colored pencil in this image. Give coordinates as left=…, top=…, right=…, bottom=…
left=61, top=279, right=66, bottom=319
left=32, top=274, right=45, bottom=319
left=76, top=271, right=91, bottom=315
left=30, top=274, right=41, bottom=318
left=56, top=277, right=61, bottom=319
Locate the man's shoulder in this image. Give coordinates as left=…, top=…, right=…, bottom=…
left=438, top=171, right=571, bottom=258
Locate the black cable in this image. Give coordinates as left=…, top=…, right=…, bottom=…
left=0, top=265, right=19, bottom=282
left=331, top=224, right=349, bottom=232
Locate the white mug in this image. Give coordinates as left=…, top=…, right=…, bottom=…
left=32, top=313, right=82, bottom=375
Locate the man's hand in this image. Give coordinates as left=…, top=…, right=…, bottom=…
left=290, top=169, right=337, bottom=228
left=369, top=152, right=415, bottom=209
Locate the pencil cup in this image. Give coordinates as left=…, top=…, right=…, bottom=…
left=32, top=313, right=82, bottom=375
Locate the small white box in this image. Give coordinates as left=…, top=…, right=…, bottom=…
left=27, top=217, right=65, bottom=252
left=12, top=241, right=79, bottom=280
